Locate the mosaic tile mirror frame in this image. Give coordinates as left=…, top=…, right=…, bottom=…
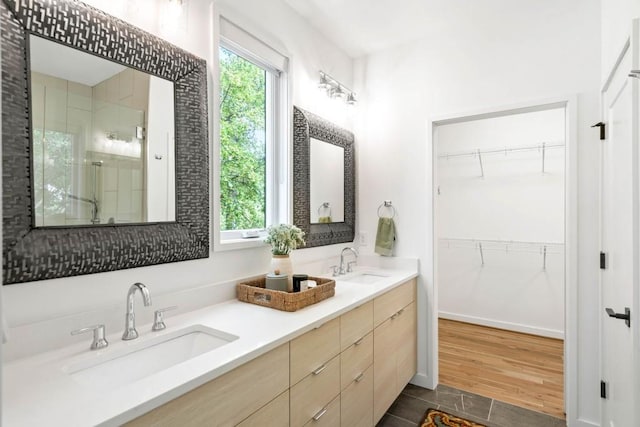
left=293, top=106, right=355, bottom=248
left=1, top=0, right=210, bottom=284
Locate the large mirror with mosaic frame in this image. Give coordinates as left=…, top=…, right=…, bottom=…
left=1, top=0, right=210, bottom=284
left=293, top=106, right=355, bottom=247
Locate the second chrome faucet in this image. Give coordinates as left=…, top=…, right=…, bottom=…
left=122, top=282, right=152, bottom=340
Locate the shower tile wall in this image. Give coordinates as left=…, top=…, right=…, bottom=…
left=31, top=68, right=149, bottom=226
left=92, top=68, right=148, bottom=224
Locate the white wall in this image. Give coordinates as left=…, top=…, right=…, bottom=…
left=602, top=0, right=640, bottom=77
left=1, top=0, right=355, bottom=356
left=146, top=76, right=176, bottom=222
left=437, top=109, right=565, bottom=338
left=354, top=1, right=601, bottom=425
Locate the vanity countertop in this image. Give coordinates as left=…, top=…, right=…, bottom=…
left=2, top=266, right=418, bottom=427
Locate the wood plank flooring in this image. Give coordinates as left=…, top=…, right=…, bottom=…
left=438, top=319, right=565, bottom=419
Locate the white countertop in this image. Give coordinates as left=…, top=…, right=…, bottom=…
left=2, top=266, right=418, bottom=427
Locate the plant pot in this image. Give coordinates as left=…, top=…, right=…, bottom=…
left=271, top=254, right=293, bottom=291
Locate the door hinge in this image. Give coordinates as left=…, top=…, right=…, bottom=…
left=601, top=380, right=607, bottom=399
left=591, top=122, right=606, bottom=140
left=600, top=252, right=607, bottom=269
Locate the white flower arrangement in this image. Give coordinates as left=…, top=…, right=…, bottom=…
left=265, top=224, right=306, bottom=255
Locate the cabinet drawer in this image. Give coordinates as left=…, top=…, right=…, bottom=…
left=340, top=300, right=373, bottom=351
left=302, top=395, right=340, bottom=427
left=126, top=343, right=289, bottom=427
left=237, top=390, right=289, bottom=427
left=373, top=279, right=416, bottom=327
left=290, top=317, right=340, bottom=386
left=290, top=354, right=340, bottom=427
left=341, top=331, right=373, bottom=390
left=341, top=365, right=374, bottom=427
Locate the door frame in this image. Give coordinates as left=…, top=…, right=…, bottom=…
left=418, top=95, right=578, bottom=422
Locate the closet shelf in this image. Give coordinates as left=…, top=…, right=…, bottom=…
left=438, top=142, right=564, bottom=177
left=439, top=238, right=564, bottom=254
left=439, top=238, right=563, bottom=269
left=437, top=142, right=564, bottom=160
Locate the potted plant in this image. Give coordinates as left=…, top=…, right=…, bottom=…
left=265, top=224, right=306, bottom=281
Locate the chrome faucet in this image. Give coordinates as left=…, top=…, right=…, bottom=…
left=122, top=282, right=152, bottom=340
left=339, top=247, right=359, bottom=275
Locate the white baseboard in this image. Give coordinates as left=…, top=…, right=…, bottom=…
left=410, top=372, right=435, bottom=390
left=572, top=419, right=599, bottom=427
left=439, top=311, right=565, bottom=339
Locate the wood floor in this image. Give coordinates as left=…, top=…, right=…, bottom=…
left=439, top=319, right=564, bottom=419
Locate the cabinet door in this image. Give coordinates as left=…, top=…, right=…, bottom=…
left=373, top=316, right=398, bottom=424
left=125, top=343, right=289, bottom=427
left=237, top=390, right=289, bottom=427
left=290, top=317, right=340, bottom=386
left=341, top=365, right=374, bottom=427
left=396, top=301, right=417, bottom=392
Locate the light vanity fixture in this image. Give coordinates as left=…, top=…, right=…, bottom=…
left=318, top=71, right=357, bottom=105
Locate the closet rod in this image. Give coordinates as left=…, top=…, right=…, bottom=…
left=438, top=142, right=564, bottom=159
left=440, top=237, right=564, bottom=246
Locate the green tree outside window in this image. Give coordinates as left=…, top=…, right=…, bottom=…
left=219, top=47, right=267, bottom=231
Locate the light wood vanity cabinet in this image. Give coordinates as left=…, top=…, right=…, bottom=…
left=341, top=365, right=374, bottom=427
left=290, top=317, right=341, bottom=386
left=373, top=279, right=417, bottom=424
left=127, top=279, right=416, bottom=427
left=302, top=395, right=341, bottom=427
left=290, top=355, right=341, bottom=426
left=340, top=300, right=373, bottom=351
left=237, top=390, right=290, bottom=427
left=125, top=343, right=289, bottom=427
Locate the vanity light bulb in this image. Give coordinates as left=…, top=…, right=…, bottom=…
left=318, top=74, right=330, bottom=89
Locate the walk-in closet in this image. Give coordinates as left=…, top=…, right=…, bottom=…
left=435, top=106, right=566, bottom=419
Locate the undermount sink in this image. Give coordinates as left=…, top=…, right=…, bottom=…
left=342, top=271, right=389, bottom=284
left=63, top=324, right=238, bottom=391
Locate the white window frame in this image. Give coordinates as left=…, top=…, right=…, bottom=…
left=212, top=6, right=290, bottom=251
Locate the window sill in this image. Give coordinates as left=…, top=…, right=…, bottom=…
left=215, top=236, right=269, bottom=252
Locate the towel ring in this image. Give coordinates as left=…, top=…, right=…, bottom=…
left=377, top=201, right=396, bottom=219
left=318, top=202, right=332, bottom=216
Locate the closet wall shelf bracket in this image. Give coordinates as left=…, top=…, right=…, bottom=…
left=477, top=149, right=484, bottom=178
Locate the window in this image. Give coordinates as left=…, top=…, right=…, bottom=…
left=219, top=46, right=268, bottom=231
left=216, top=17, right=288, bottom=246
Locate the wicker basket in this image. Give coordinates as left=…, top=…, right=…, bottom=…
left=237, top=276, right=336, bottom=312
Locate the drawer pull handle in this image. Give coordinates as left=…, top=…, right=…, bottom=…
left=313, top=407, right=328, bottom=421
left=355, top=372, right=365, bottom=382
left=313, top=321, right=326, bottom=330
left=312, top=364, right=327, bottom=375
left=354, top=337, right=364, bottom=346
left=391, top=308, right=405, bottom=320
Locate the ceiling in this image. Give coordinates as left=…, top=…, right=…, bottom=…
left=284, top=0, right=565, bottom=58
left=30, top=35, right=126, bottom=86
